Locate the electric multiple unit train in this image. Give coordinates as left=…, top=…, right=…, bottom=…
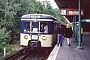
left=20, top=14, right=61, bottom=49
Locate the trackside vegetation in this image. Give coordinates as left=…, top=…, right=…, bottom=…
left=0, top=0, right=67, bottom=59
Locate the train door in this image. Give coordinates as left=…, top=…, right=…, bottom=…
left=31, top=22, right=39, bottom=40
left=30, top=22, right=40, bottom=47
left=32, top=22, right=39, bottom=32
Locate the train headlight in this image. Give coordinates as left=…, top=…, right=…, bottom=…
left=24, top=35, right=28, bottom=39
left=42, top=36, right=47, bottom=40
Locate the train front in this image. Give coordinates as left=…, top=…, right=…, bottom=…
left=20, top=14, right=57, bottom=49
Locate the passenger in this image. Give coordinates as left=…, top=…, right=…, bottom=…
left=26, top=23, right=30, bottom=32
left=57, top=24, right=64, bottom=46
left=44, top=24, right=48, bottom=33
left=64, top=24, right=73, bottom=46
left=41, top=24, right=44, bottom=32
left=81, top=27, right=84, bottom=44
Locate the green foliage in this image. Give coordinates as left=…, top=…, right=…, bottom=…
left=0, top=27, right=11, bottom=58
left=0, top=0, right=67, bottom=48
left=0, top=0, right=68, bottom=59
left=0, top=28, right=11, bottom=46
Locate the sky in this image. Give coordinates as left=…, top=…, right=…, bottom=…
left=37, top=0, right=58, bottom=9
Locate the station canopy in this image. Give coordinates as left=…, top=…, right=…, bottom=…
left=55, top=0, right=90, bottom=22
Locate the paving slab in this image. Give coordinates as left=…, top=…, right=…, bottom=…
left=55, top=36, right=90, bottom=60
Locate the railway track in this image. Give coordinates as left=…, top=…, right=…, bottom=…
left=2, top=47, right=52, bottom=60
left=23, top=50, right=48, bottom=60
left=2, top=48, right=26, bottom=60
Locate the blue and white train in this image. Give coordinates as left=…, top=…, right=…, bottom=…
left=20, top=14, right=60, bottom=49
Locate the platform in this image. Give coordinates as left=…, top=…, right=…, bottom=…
left=47, top=35, right=90, bottom=60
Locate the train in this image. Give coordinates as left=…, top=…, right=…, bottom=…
left=20, top=13, right=61, bottom=50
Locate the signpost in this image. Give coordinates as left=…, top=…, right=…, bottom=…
left=60, top=9, right=84, bottom=16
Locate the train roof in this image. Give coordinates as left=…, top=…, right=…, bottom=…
left=21, top=14, right=58, bottom=20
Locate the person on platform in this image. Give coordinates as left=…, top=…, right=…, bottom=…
left=81, top=27, right=84, bottom=44
left=64, top=24, right=73, bottom=46
left=57, top=24, right=64, bottom=46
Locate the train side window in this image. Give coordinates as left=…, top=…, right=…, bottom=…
left=54, top=23, right=57, bottom=33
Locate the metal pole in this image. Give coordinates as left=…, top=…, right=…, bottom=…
left=74, top=16, right=77, bottom=41
left=77, top=0, right=82, bottom=49
left=73, top=16, right=75, bottom=37
left=73, top=16, right=77, bottom=42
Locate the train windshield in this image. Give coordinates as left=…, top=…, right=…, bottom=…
left=24, top=22, right=48, bottom=33
left=32, top=22, right=39, bottom=32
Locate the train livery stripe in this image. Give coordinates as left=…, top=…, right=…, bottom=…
left=21, top=19, right=54, bottom=21
left=21, top=32, right=53, bottom=35
left=21, top=21, right=24, bottom=33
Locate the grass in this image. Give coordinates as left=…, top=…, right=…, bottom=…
left=0, top=43, right=21, bottom=60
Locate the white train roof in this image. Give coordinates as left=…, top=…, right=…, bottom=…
left=21, top=14, right=57, bottom=20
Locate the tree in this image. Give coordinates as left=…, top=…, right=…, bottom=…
left=0, top=0, right=68, bottom=58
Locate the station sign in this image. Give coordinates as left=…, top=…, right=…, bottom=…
left=60, top=9, right=84, bottom=16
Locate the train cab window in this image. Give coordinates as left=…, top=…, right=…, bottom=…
left=24, top=22, right=48, bottom=33
left=24, top=22, right=30, bottom=32
left=40, top=22, right=48, bottom=33
left=32, top=22, right=39, bottom=33
left=24, top=22, right=39, bottom=33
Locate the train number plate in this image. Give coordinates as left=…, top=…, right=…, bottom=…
left=32, top=35, right=38, bottom=40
